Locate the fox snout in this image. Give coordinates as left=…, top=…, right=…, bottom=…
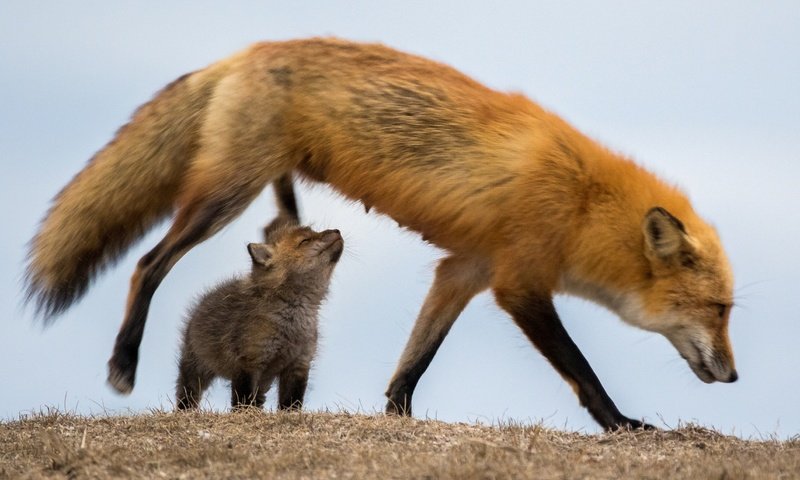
left=673, top=332, right=738, bottom=384
left=319, top=229, right=344, bottom=262
left=686, top=345, right=737, bottom=384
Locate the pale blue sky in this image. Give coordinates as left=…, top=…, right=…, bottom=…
left=2, top=1, right=798, bottom=437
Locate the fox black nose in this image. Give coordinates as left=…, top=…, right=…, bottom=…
left=727, top=370, right=738, bottom=383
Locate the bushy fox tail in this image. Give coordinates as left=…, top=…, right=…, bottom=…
left=25, top=71, right=217, bottom=319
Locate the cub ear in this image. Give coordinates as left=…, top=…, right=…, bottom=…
left=642, top=207, right=688, bottom=260
left=247, top=243, right=272, bottom=266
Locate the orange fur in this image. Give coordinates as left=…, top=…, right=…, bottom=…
left=27, top=38, right=736, bottom=427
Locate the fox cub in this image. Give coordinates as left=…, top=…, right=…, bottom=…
left=176, top=217, right=343, bottom=410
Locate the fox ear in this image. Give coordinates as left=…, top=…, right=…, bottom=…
left=643, top=207, right=689, bottom=260
left=247, top=243, right=272, bottom=266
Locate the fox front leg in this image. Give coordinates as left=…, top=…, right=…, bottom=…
left=278, top=363, right=310, bottom=411
left=231, top=371, right=263, bottom=410
left=385, top=255, right=490, bottom=416
left=494, top=290, right=654, bottom=431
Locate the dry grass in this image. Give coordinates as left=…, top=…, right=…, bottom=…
left=1, top=409, right=798, bottom=479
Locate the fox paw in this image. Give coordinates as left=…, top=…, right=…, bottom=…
left=107, top=353, right=136, bottom=394
left=611, top=417, right=656, bottom=432
left=385, top=398, right=412, bottom=416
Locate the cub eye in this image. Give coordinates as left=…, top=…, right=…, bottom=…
left=714, top=303, right=728, bottom=318
left=298, top=238, right=311, bottom=247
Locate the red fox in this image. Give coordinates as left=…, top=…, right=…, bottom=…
left=26, top=38, right=736, bottom=431
left=176, top=217, right=342, bottom=411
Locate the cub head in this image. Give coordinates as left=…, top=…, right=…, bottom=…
left=247, top=216, right=343, bottom=286
left=628, top=207, right=737, bottom=384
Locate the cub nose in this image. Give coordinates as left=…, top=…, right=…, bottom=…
left=726, top=370, right=738, bottom=383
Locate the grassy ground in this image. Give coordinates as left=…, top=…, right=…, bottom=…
left=2, top=409, right=798, bottom=479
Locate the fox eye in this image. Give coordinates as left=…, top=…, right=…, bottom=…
left=714, top=303, right=728, bottom=318
left=298, top=238, right=312, bottom=247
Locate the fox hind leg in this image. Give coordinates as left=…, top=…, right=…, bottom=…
left=175, top=350, right=214, bottom=410
left=272, top=173, right=299, bottom=221
left=107, top=154, right=291, bottom=394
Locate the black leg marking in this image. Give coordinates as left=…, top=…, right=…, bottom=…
left=499, top=293, right=654, bottom=431
left=175, top=353, right=213, bottom=410
left=273, top=173, right=299, bottom=221
left=278, top=366, right=309, bottom=410
left=254, top=391, right=267, bottom=409
left=231, top=371, right=259, bottom=410
left=107, top=244, right=176, bottom=393
left=107, top=200, right=230, bottom=394
left=384, top=255, right=490, bottom=417
left=385, top=330, right=448, bottom=416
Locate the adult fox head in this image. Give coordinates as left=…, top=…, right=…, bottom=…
left=564, top=205, right=736, bottom=385
left=630, top=207, right=737, bottom=383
